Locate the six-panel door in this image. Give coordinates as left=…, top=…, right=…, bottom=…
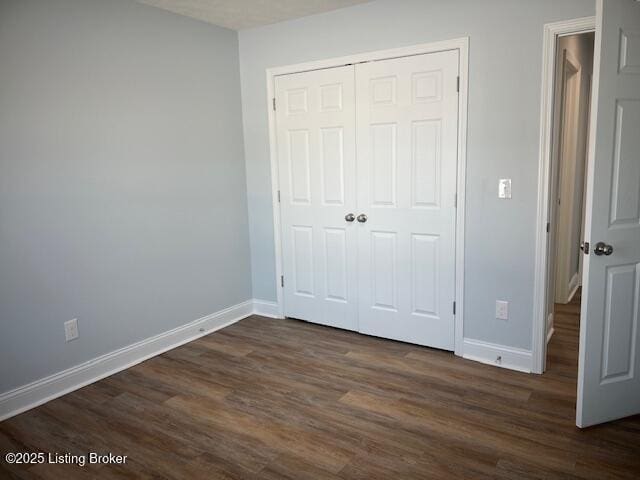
left=275, top=65, right=358, bottom=330
left=355, top=51, right=459, bottom=350
left=276, top=49, right=459, bottom=350
left=577, top=0, right=640, bottom=427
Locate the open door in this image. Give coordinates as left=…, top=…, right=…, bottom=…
left=577, top=0, right=640, bottom=427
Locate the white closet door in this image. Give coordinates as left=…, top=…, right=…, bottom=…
left=355, top=51, right=459, bottom=350
left=275, top=65, right=358, bottom=330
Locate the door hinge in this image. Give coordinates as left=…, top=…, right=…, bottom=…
left=546, top=222, right=550, bottom=233
left=456, top=76, right=460, bottom=93
left=454, top=193, right=458, bottom=208
left=453, top=301, right=456, bottom=315
left=280, top=275, right=284, bottom=287
left=277, top=190, right=281, bottom=203
left=272, top=97, right=276, bottom=111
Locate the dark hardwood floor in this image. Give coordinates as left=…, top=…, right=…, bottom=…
left=2, top=295, right=640, bottom=479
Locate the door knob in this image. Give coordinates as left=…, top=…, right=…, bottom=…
left=593, top=241, right=613, bottom=256
left=357, top=214, right=368, bottom=223
left=345, top=213, right=355, bottom=222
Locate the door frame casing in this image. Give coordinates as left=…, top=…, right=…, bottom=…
left=265, top=37, right=469, bottom=355
left=532, top=17, right=596, bottom=374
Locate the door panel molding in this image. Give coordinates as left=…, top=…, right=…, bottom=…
left=266, top=37, right=469, bottom=356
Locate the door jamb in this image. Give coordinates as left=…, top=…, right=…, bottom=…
left=532, top=17, right=596, bottom=374
left=265, top=37, right=469, bottom=355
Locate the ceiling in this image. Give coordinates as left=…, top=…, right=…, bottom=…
left=136, top=0, right=372, bottom=30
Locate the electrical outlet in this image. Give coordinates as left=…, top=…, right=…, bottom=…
left=64, top=318, right=79, bottom=342
left=495, top=301, right=509, bottom=320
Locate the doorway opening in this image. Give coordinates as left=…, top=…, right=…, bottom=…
left=544, top=31, right=595, bottom=377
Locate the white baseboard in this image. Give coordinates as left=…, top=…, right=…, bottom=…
left=462, top=338, right=533, bottom=373
left=252, top=299, right=281, bottom=318
left=0, top=300, right=254, bottom=422
left=567, top=279, right=580, bottom=303
left=0, top=299, right=535, bottom=421
left=546, top=326, right=555, bottom=345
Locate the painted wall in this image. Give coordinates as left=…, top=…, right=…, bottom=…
left=239, top=0, right=595, bottom=350
left=0, top=0, right=251, bottom=392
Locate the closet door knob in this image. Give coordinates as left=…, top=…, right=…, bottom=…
left=357, top=214, right=368, bottom=223
left=345, top=213, right=355, bottom=222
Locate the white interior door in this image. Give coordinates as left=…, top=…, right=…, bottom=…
left=355, top=51, right=459, bottom=350
left=577, top=0, right=640, bottom=427
left=275, top=65, right=358, bottom=330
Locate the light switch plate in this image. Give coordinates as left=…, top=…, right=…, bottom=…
left=498, top=179, right=512, bottom=199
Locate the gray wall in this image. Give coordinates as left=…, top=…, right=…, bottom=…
left=239, top=0, right=595, bottom=350
left=0, top=0, right=251, bottom=392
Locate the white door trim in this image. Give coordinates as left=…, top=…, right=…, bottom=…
left=265, top=37, right=469, bottom=356
left=532, top=17, right=596, bottom=374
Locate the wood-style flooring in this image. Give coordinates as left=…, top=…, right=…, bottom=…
left=2, top=295, right=640, bottom=479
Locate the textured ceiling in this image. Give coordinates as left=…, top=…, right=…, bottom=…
left=137, top=0, right=372, bottom=30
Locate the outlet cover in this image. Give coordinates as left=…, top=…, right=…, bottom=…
left=495, top=301, right=509, bottom=320
left=64, top=318, right=79, bottom=342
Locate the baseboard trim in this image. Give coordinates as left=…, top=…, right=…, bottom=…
left=462, top=338, right=533, bottom=373
left=567, top=280, right=580, bottom=303
left=546, top=326, right=555, bottom=345
left=0, top=300, right=254, bottom=422
left=1, top=301, right=535, bottom=420
left=252, top=299, right=281, bottom=318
